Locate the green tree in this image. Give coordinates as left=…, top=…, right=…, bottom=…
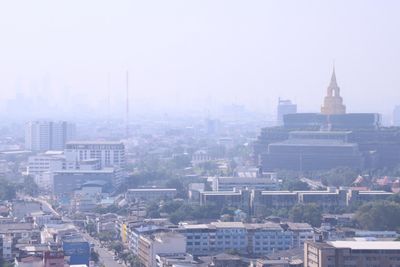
left=127, top=254, right=141, bottom=267
left=165, top=179, right=186, bottom=198
left=97, top=231, right=116, bottom=241
left=388, top=193, right=400, bottom=204
left=110, top=241, right=124, bottom=254
left=21, top=176, right=39, bottom=196
left=0, top=178, right=16, bottom=201
left=283, top=180, right=310, bottom=191
left=316, top=167, right=358, bottom=187
left=354, top=201, right=400, bottom=231
left=85, top=222, right=97, bottom=235
left=197, top=161, right=219, bottom=175
left=289, top=203, right=322, bottom=227
left=91, top=250, right=100, bottom=263
left=0, top=257, right=14, bottom=267
left=146, top=202, right=161, bottom=218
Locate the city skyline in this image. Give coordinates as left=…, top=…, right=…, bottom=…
left=0, top=1, right=399, bottom=118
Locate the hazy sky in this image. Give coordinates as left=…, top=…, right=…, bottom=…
left=0, top=0, right=399, bottom=117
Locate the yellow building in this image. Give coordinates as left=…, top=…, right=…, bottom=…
left=321, top=67, right=346, bottom=115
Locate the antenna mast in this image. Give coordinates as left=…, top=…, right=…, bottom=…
left=126, top=71, right=129, bottom=138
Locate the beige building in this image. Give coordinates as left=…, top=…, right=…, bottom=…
left=137, top=232, right=186, bottom=267
left=321, top=67, right=346, bottom=115
left=304, top=240, right=400, bottom=267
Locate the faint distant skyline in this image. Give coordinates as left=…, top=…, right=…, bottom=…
left=0, top=0, right=399, bottom=118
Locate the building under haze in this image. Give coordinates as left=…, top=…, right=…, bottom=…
left=25, top=121, right=76, bottom=152
left=254, top=68, right=400, bottom=171
left=394, top=105, right=400, bottom=126
left=261, top=131, right=363, bottom=171
left=64, top=141, right=125, bottom=169
left=277, top=98, right=297, bottom=125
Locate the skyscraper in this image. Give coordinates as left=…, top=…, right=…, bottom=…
left=277, top=98, right=297, bottom=125
left=25, top=121, right=76, bottom=152
left=321, top=67, right=346, bottom=115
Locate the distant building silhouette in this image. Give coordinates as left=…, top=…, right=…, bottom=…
left=277, top=98, right=297, bottom=125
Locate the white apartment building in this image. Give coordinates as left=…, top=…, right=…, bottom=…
left=26, top=151, right=66, bottom=191
left=179, top=221, right=314, bottom=256
left=65, top=141, right=125, bottom=168
left=27, top=151, right=66, bottom=176
left=125, top=189, right=177, bottom=203
left=25, top=121, right=76, bottom=152
left=138, top=232, right=186, bottom=267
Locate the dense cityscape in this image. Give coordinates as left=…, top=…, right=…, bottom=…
left=2, top=1, right=400, bottom=267
left=0, top=68, right=399, bottom=267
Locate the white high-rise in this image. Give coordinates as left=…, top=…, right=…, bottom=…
left=25, top=121, right=76, bottom=151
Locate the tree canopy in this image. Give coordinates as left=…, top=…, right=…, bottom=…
left=289, top=203, right=322, bottom=227
left=0, top=178, right=16, bottom=201
left=354, top=201, right=400, bottom=231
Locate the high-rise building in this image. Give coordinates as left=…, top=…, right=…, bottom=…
left=394, top=105, right=400, bottom=126
left=277, top=99, right=297, bottom=125
left=321, top=67, right=346, bottom=115
left=25, top=121, right=76, bottom=152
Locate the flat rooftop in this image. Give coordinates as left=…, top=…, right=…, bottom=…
left=0, top=223, right=34, bottom=232
left=66, top=141, right=123, bottom=145
left=328, top=241, right=400, bottom=250
left=127, top=188, right=177, bottom=192
left=202, top=191, right=242, bottom=195
left=53, top=168, right=115, bottom=174
left=270, top=139, right=357, bottom=147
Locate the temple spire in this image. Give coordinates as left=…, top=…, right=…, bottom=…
left=329, top=65, right=338, bottom=88
left=321, top=65, right=346, bottom=115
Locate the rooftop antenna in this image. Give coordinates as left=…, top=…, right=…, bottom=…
left=125, top=71, right=129, bottom=139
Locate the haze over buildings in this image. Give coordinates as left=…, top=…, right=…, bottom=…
left=1, top=2, right=400, bottom=267
left=0, top=1, right=400, bottom=119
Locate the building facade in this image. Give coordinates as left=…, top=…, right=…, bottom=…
left=137, top=232, right=186, bottom=267
left=126, top=189, right=177, bottom=203
left=25, top=121, right=76, bottom=152
left=304, top=241, right=400, bottom=267
left=277, top=99, right=297, bottom=125
left=180, top=221, right=314, bottom=256
left=65, top=141, right=125, bottom=169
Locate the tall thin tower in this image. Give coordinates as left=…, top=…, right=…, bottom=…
left=107, top=73, right=111, bottom=122
left=125, top=71, right=129, bottom=138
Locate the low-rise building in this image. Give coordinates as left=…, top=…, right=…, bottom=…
left=128, top=225, right=168, bottom=255
left=253, top=188, right=393, bottom=216
left=52, top=167, right=122, bottom=195
left=138, top=232, right=186, bottom=267
left=210, top=176, right=279, bottom=191
left=179, top=221, right=314, bottom=256
left=0, top=223, right=41, bottom=244
left=304, top=240, right=400, bottom=267
left=62, top=236, right=90, bottom=266
left=126, top=188, right=177, bottom=203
